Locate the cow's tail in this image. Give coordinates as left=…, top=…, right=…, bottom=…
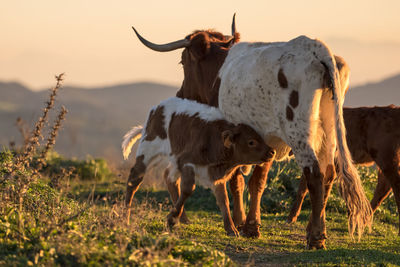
left=122, top=125, right=143, bottom=160
left=317, top=40, right=373, bottom=240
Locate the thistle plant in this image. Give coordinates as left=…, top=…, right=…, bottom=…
left=0, top=74, right=68, bottom=238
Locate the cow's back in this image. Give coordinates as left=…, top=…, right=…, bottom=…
left=344, top=105, right=400, bottom=164
left=154, top=97, right=229, bottom=166
left=218, top=36, right=328, bottom=160
left=169, top=114, right=231, bottom=166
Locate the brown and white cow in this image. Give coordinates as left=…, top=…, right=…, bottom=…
left=288, top=105, right=400, bottom=234
left=216, top=36, right=372, bottom=248
left=131, top=18, right=371, bottom=248
left=122, top=97, right=276, bottom=236
left=132, top=16, right=278, bottom=239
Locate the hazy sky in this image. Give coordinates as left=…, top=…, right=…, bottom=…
left=1, top=0, right=400, bottom=90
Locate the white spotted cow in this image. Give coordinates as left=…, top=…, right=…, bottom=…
left=217, top=35, right=373, bottom=249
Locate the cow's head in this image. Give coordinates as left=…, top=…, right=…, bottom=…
left=132, top=15, right=240, bottom=106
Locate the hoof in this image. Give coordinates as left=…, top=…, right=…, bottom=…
left=226, top=227, right=240, bottom=237
left=179, top=214, right=191, bottom=225
left=286, top=215, right=298, bottom=224
left=236, top=223, right=245, bottom=232
left=306, top=241, right=326, bottom=250
left=241, top=221, right=261, bottom=238
left=233, top=217, right=246, bottom=230
left=167, top=213, right=179, bottom=230
left=306, top=233, right=327, bottom=250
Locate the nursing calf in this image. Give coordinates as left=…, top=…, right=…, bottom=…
left=122, top=97, right=275, bottom=236
left=288, top=105, right=400, bottom=234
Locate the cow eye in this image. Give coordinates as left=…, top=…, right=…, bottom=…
left=248, top=140, right=257, bottom=147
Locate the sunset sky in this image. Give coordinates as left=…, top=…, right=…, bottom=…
left=1, top=0, right=400, bottom=90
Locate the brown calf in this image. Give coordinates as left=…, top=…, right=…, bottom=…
left=288, top=105, right=400, bottom=234
left=122, top=97, right=275, bottom=236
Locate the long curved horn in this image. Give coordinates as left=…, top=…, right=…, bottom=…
left=132, top=27, right=190, bottom=52
left=231, top=13, right=237, bottom=36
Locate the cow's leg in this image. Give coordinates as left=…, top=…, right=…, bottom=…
left=287, top=174, right=308, bottom=223
left=126, top=155, right=147, bottom=224
left=213, top=182, right=240, bottom=237
left=290, top=142, right=326, bottom=249
left=287, top=163, right=335, bottom=225
left=229, top=169, right=246, bottom=229
left=375, top=151, right=400, bottom=235
left=370, top=168, right=392, bottom=212
left=321, top=164, right=336, bottom=223
left=162, top=169, right=190, bottom=224
left=390, top=177, right=400, bottom=236
left=241, top=161, right=273, bottom=238
left=382, top=169, right=400, bottom=235
left=167, top=165, right=195, bottom=230
left=318, top=89, right=338, bottom=226
left=382, top=170, right=400, bottom=235
left=304, top=160, right=326, bottom=249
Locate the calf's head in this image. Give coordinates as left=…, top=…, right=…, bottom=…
left=222, top=123, right=275, bottom=165
left=132, top=15, right=240, bottom=105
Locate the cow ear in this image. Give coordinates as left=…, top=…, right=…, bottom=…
left=222, top=130, right=233, bottom=149
left=189, top=32, right=211, bottom=59
left=221, top=33, right=240, bottom=48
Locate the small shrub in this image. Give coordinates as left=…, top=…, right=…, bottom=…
left=43, top=151, right=114, bottom=181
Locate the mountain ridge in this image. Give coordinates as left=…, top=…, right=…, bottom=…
left=1, top=74, right=399, bottom=161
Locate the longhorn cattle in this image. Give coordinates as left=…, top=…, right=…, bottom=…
left=123, top=97, right=276, bottom=236
left=287, top=105, right=400, bottom=234
left=131, top=17, right=263, bottom=236
left=131, top=17, right=371, bottom=248
left=217, top=36, right=372, bottom=248
left=132, top=17, right=281, bottom=239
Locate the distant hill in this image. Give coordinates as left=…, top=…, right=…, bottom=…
left=1, top=73, right=399, bottom=162
left=0, top=81, right=177, bottom=161
left=345, top=74, right=400, bottom=107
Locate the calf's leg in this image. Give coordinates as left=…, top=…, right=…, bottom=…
left=320, top=164, right=336, bottom=224
left=370, top=169, right=392, bottom=212
left=126, top=155, right=147, bottom=224
left=287, top=174, right=308, bottom=223
left=162, top=169, right=190, bottom=224
left=374, top=148, right=400, bottom=234
left=167, top=165, right=195, bottom=229
left=213, top=182, right=240, bottom=237
left=229, top=169, right=246, bottom=229
left=241, top=161, right=273, bottom=238
left=381, top=169, right=400, bottom=235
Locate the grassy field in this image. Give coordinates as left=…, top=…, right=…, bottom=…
left=1, top=151, right=399, bottom=266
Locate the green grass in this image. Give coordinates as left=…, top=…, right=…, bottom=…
left=176, top=211, right=400, bottom=266
left=122, top=187, right=400, bottom=266
left=1, top=152, right=399, bottom=266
